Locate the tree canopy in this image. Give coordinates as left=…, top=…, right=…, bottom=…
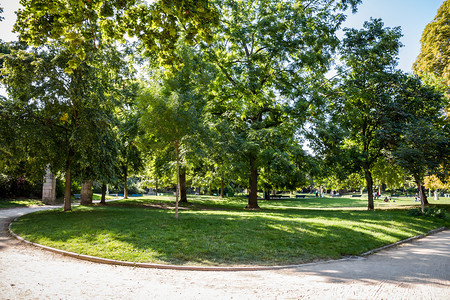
left=413, top=0, right=450, bottom=94
left=3, top=0, right=450, bottom=216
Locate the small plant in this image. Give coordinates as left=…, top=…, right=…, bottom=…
left=407, top=207, right=447, bottom=219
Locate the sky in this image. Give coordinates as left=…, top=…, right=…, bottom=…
left=0, top=0, right=445, bottom=96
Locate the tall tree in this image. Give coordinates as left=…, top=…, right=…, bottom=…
left=325, top=19, right=403, bottom=210
left=413, top=0, right=449, bottom=97
left=117, top=106, right=143, bottom=200
left=14, top=0, right=219, bottom=69
left=393, top=74, right=447, bottom=213
left=139, top=46, right=209, bottom=218
left=1, top=46, right=122, bottom=210
left=203, top=0, right=361, bottom=209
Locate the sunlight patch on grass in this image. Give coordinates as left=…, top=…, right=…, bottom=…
left=11, top=198, right=449, bottom=266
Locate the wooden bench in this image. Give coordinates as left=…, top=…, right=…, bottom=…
left=269, top=195, right=290, bottom=199
left=295, top=195, right=306, bottom=198
left=351, top=195, right=362, bottom=197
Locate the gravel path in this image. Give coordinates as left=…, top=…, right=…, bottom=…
left=1, top=205, right=449, bottom=299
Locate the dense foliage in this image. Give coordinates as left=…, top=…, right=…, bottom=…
left=0, top=0, right=448, bottom=215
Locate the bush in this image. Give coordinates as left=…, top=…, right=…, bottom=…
left=407, top=207, right=447, bottom=219
left=0, top=174, right=42, bottom=199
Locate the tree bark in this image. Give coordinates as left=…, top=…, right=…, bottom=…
left=175, top=140, right=180, bottom=219
left=179, top=167, right=187, bottom=203
left=364, top=168, right=374, bottom=210
left=246, top=155, right=260, bottom=209
left=123, top=167, right=128, bottom=199
left=418, top=180, right=425, bottom=214
left=64, top=167, right=72, bottom=211
left=421, top=185, right=429, bottom=205
left=100, top=184, right=107, bottom=205
left=155, top=180, right=158, bottom=196
left=63, top=149, right=74, bottom=211
left=80, top=180, right=93, bottom=205
left=220, top=178, right=224, bottom=198
left=264, top=190, right=270, bottom=200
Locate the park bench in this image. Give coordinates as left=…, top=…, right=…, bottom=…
left=390, top=194, right=399, bottom=197
left=269, top=195, right=290, bottom=199
left=351, top=195, right=362, bottom=197
left=73, top=194, right=81, bottom=199
left=295, top=195, right=306, bottom=198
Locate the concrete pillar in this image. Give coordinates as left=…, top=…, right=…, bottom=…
left=42, top=167, right=56, bottom=203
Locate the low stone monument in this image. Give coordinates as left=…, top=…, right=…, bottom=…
left=42, top=167, right=56, bottom=203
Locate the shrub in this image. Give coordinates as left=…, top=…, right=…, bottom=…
left=0, top=174, right=42, bottom=199
left=407, top=207, right=447, bottom=219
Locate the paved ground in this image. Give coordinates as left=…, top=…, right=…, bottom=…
left=0, top=206, right=449, bottom=299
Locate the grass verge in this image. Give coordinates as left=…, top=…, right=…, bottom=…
left=0, top=198, right=44, bottom=209
left=11, top=195, right=449, bottom=266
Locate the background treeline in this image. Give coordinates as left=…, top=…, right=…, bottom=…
left=0, top=0, right=448, bottom=212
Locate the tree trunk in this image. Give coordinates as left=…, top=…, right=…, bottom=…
left=209, top=182, right=213, bottom=196
left=378, top=185, right=382, bottom=196
left=100, top=184, right=107, bottom=205
left=179, top=167, right=187, bottom=203
left=264, top=190, right=270, bottom=200
left=246, top=155, right=260, bottom=209
left=123, top=167, right=128, bottom=199
left=175, top=140, right=180, bottom=219
left=421, top=185, right=429, bottom=205
left=155, top=180, right=158, bottom=196
left=220, top=178, right=224, bottom=198
left=64, top=167, right=72, bottom=211
left=80, top=180, right=93, bottom=205
left=364, top=168, right=374, bottom=211
left=434, top=190, right=439, bottom=201
left=418, top=180, right=425, bottom=214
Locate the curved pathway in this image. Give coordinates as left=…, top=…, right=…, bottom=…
left=1, top=205, right=449, bottom=299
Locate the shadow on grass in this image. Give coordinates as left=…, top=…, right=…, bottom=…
left=10, top=204, right=449, bottom=267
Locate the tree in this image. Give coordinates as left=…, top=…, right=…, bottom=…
left=202, top=0, right=361, bottom=209
left=413, top=0, right=449, bottom=96
left=10, top=1, right=141, bottom=210
left=424, top=174, right=445, bottom=201
left=14, top=0, right=219, bottom=69
left=393, top=75, right=447, bottom=213
left=1, top=46, right=122, bottom=210
left=371, top=156, right=408, bottom=194
left=117, top=107, right=143, bottom=200
left=325, top=19, right=403, bottom=210
left=139, top=46, right=208, bottom=218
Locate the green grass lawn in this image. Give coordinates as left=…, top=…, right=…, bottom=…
left=0, top=194, right=118, bottom=209
left=0, top=198, right=44, bottom=209
left=11, top=194, right=450, bottom=267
